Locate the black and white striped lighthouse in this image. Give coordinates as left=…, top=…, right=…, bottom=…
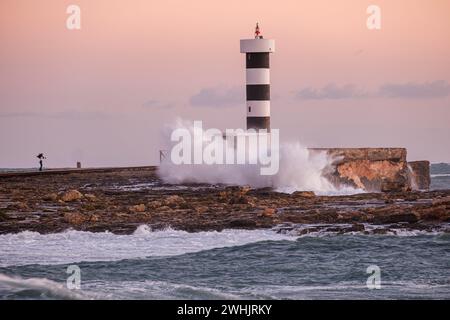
left=240, top=23, right=275, bottom=132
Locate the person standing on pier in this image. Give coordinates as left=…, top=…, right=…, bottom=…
left=37, top=153, right=46, bottom=171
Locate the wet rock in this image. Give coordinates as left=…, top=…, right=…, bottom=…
left=239, top=186, right=251, bottom=195
left=63, top=212, right=88, bottom=225
left=114, top=212, right=130, bottom=219
left=195, top=206, right=208, bottom=214
left=347, top=223, right=365, bottom=232
left=0, top=210, right=9, bottom=221
left=372, top=228, right=390, bottom=235
left=260, top=207, right=277, bottom=217
left=225, top=186, right=251, bottom=196
left=291, top=191, right=315, bottom=198
left=7, top=202, right=29, bottom=211
left=163, top=195, right=185, bottom=207
left=147, top=200, right=163, bottom=209
left=178, top=202, right=192, bottom=209
left=404, top=193, right=419, bottom=202
left=158, top=205, right=172, bottom=212
left=297, top=226, right=324, bottom=235
left=326, top=223, right=365, bottom=234
left=84, top=194, right=97, bottom=202
left=81, top=203, right=97, bottom=211
left=61, top=190, right=83, bottom=202
left=219, top=186, right=253, bottom=203
left=42, top=193, right=58, bottom=201
left=129, top=204, right=146, bottom=212
left=372, top=213, right=419, bottom=224
left=228, top=195, right=251, bottom=205
left=226, top=218, right=257, bottom=229
left=417, top=206, right=448, bottom=221
left=432, top=196, right=450, bottom=206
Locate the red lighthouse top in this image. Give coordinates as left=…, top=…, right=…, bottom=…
left=254, top=23, right=261, bottom=38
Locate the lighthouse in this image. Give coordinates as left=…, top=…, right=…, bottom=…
left=240, top=23, right=275, bottom=132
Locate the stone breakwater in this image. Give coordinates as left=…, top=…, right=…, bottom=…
left=0, top=167, right=448, bottom=235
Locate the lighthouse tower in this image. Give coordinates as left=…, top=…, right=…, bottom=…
left=240, top=23, right=275, bottom=132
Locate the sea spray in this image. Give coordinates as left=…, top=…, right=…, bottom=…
left=158, top=119, right=360, bottom=195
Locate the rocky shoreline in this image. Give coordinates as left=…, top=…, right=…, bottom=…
left=0, top=167, right=449, bottom=235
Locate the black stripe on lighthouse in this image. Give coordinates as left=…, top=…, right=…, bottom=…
left=246, top=84, right=270, bottom=100
left=247, top=117, right=270, bottom=131
left=246, top=53, right=270, bottom=68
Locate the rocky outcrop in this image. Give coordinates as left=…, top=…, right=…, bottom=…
left=63, top=212, right=88, bottom=225
left=310, top=148, right=410, bottom=192
left=309, top=148, right=430, bottom=192
left=129, top=204, right=146, bottom=212
left=61, top=190, right=83, bottom=202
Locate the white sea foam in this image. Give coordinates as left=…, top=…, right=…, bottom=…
left=275, top=223, right=448, bottom=238
left=0, top=226, right=293, bottom=267
left=1, top=224, right=444, bottom=267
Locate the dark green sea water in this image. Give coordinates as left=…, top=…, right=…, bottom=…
left=0, top=231, right=449, bottom=300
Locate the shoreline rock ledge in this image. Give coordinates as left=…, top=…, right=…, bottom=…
left=0, top=166, right=447, bottom=235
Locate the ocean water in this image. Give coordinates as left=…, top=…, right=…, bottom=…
left=0, top=227, right=449, bottom=300
left=430, top=163, right=450, bottom=190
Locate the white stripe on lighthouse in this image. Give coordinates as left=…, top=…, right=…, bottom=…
left=246, top=69, right=270, bottom=85
left=247, top=100, right=270, bottom=117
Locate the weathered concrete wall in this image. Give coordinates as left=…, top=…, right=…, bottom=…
left=309, top=148, right=421, bottom=192
left=408, top=161, right=431, bottom=190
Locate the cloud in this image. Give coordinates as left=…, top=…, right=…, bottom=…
left=295, top=80, right=450, bottom=101
left=295, top=83, right=368, bottom=100
left=189, top=86, right=244, bottom=107
left=377, top=80, right=450, bottom=99
left=0, top=112, right=42, bottom=118
left=0, top=110, right=110, bottom=120
left=142, top=100, right=174, bottom=109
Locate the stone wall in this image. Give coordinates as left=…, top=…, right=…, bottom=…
left=408, top=161, right=431, bottom=190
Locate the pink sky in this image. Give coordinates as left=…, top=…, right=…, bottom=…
left=1, top=0, right=449, bottom=167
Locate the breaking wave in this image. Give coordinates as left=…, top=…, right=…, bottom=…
left=158, top=119, right=362, bottom=195
left=1, top=224, right=446, bottom=268
left=0, top=273, right=89, bottom=300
